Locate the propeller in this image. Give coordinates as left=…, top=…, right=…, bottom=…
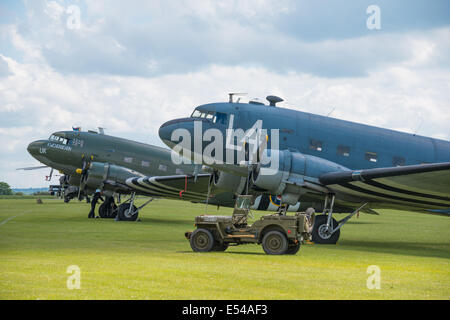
left=204, top=173, right=215, bottom=213
left=243, top=131, right=268, bottom=195
left=77, top=155, right=92, bottom=200
left=45, top=168, right=54, bottom=181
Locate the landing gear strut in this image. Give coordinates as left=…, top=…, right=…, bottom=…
left=312, top=194, right=368, bottom=244
left=115, top=193, right=154, bottom=222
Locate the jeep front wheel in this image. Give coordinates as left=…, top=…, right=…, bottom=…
left=262, top=231, right=288, bottom=255
left=190, top=228, right=215, bottom=252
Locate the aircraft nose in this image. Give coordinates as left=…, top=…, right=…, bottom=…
left=27, top=140, right=46, bottom=157
left=158, top=120, right=175, bottom=143
left=158, top=119, right=187, bottom=145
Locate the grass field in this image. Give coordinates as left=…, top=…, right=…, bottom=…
left=0, top=197, right=449, bottom=300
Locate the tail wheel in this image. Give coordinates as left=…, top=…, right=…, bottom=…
left=117, top=203, right=138, bottom=221
left=262, top=230, right=288, bottom=255
left=311, top=214, right=340, bottom=244
left=190, top=228, right=215, bottom=252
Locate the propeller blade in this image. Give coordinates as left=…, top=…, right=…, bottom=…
left=45, top=168, right=54, bottom=181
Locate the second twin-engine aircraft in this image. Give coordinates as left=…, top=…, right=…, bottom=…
left=25, top=129, right=328, bottom=221
left=157, top=94, right=450, bottom=244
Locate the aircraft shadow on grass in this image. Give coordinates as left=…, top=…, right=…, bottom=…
left=336, top=239, right=450, bottom=260
left=178, top=240, right=450, bottom=258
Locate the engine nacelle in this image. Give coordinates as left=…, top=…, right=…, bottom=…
left=84, top=162, right=145, bottom=193
left=252, top=150, right=348, bottom=203
left=213, top=170, right=247, bottom=194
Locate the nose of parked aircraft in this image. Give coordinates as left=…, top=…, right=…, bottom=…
left=158, top=119, right=182, bottom=146
left=27, top=140, right=46, bottom=158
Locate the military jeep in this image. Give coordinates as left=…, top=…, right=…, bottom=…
left=185, top=195, right=315, bottom=255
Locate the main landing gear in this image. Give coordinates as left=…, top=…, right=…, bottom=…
left=98, top=196, right=117, bottom=219
left=95, top=193, right=154, bottom=221
left=312, top=194, right=368, bottom=244
left=114, top=193, right=154, bottom=222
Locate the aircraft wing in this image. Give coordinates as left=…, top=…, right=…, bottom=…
left=319, top=162, right=450, bottom=211
left=125, top=174, right=212, bottom=201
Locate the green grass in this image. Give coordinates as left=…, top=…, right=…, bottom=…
left=0, top=198, right=449, bottom=300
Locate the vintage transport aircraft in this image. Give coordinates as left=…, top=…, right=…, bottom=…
left=23, top=129, right=340, bottom=221
left=157, top=94, right=450, bottom=244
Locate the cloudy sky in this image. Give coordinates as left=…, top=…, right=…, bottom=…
left=0, top=0, right=449, bottom=188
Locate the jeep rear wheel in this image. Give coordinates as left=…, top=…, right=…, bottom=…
left=262, top=231, right=288, bottom=255
left=212, top=242, right=229, bottom=252
left=286, top=243, right=300, bottom=255
left=190, top=228, right=215, bottom=252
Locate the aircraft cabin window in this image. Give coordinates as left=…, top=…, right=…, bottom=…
left=310, top=139, right=323, bottom=152
left=365, top=152, right=378, bottom=163
left=393, top=156, right=405, bottom=166
left=337, top=145, right=350, bottom=157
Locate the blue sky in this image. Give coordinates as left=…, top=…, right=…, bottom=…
left=0, top=0, right=449, bottom=187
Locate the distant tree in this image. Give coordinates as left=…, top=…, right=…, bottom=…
left=14, top=192, right=24, bottom=196
left=0, top=182, right=13, bottom=195
left=33, top=191, right=50, bottom=196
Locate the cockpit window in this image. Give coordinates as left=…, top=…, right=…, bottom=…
left=191, top=109, right=227, bottom=125
left=49, top=134, right=69, bottom=145
left=191, top=110, right=202, bottom=118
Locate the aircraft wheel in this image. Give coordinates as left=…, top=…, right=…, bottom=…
left=108, top=204, right=118, bottom=219
left=286, top=243, right=300, bottom=255
left=117, top=203, right=138, bottom=221
left=98, top=203, right=108, bottom=218
left=311, top=215, right=340, bottom=244
left=262, top=231, right=288, bottom=255
left=190, top=228, right=215, bottom=252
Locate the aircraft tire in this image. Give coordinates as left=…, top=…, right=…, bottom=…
left=311, top=215, right=340, bottom=244
left=117, top=203, right=138, bottom=221
left=98, top=203, right=108, bottom=218
left=262, top=231, right=289, bottom=255
left=190, top=228, right=215, bottom=252
left=108, top=204, right=118, bottom=219
left=286, top=243, right=300, bottom=255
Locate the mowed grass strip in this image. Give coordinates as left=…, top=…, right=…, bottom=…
left=0, top=198, right=449, bottom=299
